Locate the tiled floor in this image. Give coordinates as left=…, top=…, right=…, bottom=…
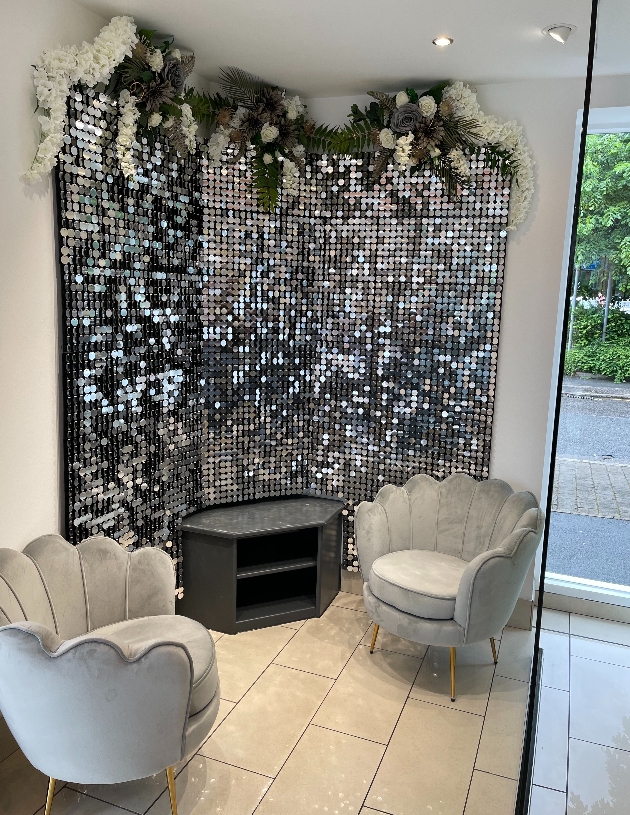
left=531, top=607, right=630, bottom=814
left=0, top=594, right=532, bottom=815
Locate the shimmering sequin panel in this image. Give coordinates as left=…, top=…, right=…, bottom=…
left=59, top=87, right=509, bottom=582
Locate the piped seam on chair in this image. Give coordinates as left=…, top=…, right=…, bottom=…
left=460, top=482, right=478, bottom=559
left=0, top=602, right=12, bottom=626
left=192, top=648, right=217, bottom=689
left=486, top=492, right=513, bottom=551
left=25, top=555, right=59, bottom=636
left=77, top=548, right=91, bottom=632
left=0, top=573, right=28, bottom=623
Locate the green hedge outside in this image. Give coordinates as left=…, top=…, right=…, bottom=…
left=565, top=341, right=630, bottom=382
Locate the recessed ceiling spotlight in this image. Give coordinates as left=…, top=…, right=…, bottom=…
left=543, top=24, right=576, bottom=44
left=432, top=36, right=453, bottom=47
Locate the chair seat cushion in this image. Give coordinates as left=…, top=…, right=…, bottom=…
left=92, top=615, right=218, bottom=715
left=369, top=550, right=468, bottom=619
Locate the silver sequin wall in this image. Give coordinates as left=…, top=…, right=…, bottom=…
left=58, top=87, right=510, bottom=585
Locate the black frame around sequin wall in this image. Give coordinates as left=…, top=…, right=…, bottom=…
left=58, top=87, right=510, bottom=587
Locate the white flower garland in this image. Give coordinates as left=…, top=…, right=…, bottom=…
left=180, top=103, right=198, bottom=152
left=23, top=16, right=137, bottom=183
left=442, top=81, right=534, bottom=229
left=116, top=90, right=141, bottom=178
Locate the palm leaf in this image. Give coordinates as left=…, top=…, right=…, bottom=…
left=219, top=66, right=269, bottom=106
left=367, top=91, right=396, bottom=113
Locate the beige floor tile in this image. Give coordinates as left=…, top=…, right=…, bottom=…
left=367, top=698, right=483, bottom=815
left=532, top=686, right=569, bottom=792
left=571, top=635, right=630, bottom=668
left=200, top=663, right=332, bottom=776
left=214, top=626, right=295, bottom=702
left=209, top=630, right=224, bottom=643
left=568, top=737, right=630, bottom=814
left=146, top=754, right=271, bottom=815
left=571, top=614, right=630, bottom=647
left=279, top=618, right=306, bottom=630
left=69, top=772, right=168, bottom=814
left=274, top=605, right=371, bottom=679
left=475, top=675, right=529, bottom=780
left=570, top=656, right=630, bottom=749
left=34, top=787, right=128, bottom=814
left=331, top=591, right=366, bottom=611
left=0, top=749, right=59, bottom=815
left=495, top=626, right=535, bottom=682
left=541, top=609, right=570, bottom=634
left=540, top=631, right=569, bottom=691
left=193, top=699, right=236, bottom=759
left=313, top=645, right=421, bottom=743
left=464, top=770, right=517, bottom=815
left=360, top=625, right=428, bottom=659
left=255, top=724, right=384, bottom=815
left=530, top=785, right=566, bottom=815
left=410, top=641, right=496, bottom=715
left=0, top=714, right=18, bottom=763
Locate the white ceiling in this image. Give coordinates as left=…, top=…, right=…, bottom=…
left=74, top=0, right=627, bottom=97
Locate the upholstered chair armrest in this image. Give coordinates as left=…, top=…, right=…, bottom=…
left=0, top=622, right=193, bottom=784
left=355, top=500, right=391, bottom=579
left=454, top=514, right=543, bottom=643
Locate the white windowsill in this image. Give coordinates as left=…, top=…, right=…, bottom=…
left=545, top=572, right=630, bottom=608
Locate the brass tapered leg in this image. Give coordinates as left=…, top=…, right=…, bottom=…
left=450, top=647, right=456, bottom=701
left=166, top=766, right=178, bottom=815
left=44, top=778, right=56, bottom=815
left=370, top=623, right=380, bottom=654
left=490, top=637, right=498, bottom=664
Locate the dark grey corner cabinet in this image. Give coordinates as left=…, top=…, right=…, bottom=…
left=177, top=497, right=343, bottom=633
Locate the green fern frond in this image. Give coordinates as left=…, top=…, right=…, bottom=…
left=329, top=121, right=375, bottom=154
left=304, top=124, right=338, bottom=153
left=219, top=66, right=269, bottom=106
left=252, top=155, right=280, bottom=211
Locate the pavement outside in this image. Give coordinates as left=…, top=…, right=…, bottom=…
left=548, top=377, right=630, bottom=585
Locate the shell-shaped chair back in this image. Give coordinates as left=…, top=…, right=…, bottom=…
left=372, top=472, right=539, bottom=562
left=0, top=536, right=174, bottom=638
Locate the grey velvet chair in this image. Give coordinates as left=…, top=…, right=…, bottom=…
left=0, top=534, right=220, bottom=815
left=355, top=473, right=543, bottom=701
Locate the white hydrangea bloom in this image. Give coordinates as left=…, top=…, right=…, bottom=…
left=395, top=91, right=409, bottom=107
left=207, top=128, right=230, bottom=167
left=418, top=95, right=437, bottom=118
left=379, top=128, right=396, bottom=149
left=292, top=143, right=305, bottom=157
left=282, top=157, right=299, bottom=196
left=261, top=124, right=279, bottom=143
left=116, top=94, right=140, bottom=177
left=263, top=153, right=274, bottom=165
left=283, top=95, right=305, bottom=121
left=147, top=49, right=164, bottom=72
left=148, top=112, right=162, bottom=127
left=23, top=15, right=137, bottom=183
left=180, top=103, right=198, bottom=152
left=393, top=132, right=414, bottom=171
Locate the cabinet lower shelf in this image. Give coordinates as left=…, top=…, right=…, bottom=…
left=235, top=595, right=317, bottom=630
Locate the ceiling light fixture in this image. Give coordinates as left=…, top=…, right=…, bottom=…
left=432, top=36, right=453, bottom=47
left=543, top=24, right=576, bottom=44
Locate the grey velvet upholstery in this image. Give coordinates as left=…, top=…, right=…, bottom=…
left=0, top=535, right=219, bottom=785
left=356, top=473, right=544, bottom=649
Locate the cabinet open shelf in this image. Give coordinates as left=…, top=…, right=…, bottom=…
left=237, top=556, right=318, bottom=579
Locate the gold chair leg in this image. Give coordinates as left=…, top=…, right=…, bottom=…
left=450, top=647, right=456, bottom=701
left=490, top=637, right=498, bottom=664
left=370, top=623, right=380, bottom=654
left=44, top=778, right=56, bottom=815
left=166, top=766, right=178, bottom=815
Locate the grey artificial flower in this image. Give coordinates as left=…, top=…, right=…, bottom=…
left=162, top=59, right=186, bottom=96
left=390, top=102, right=423, bottom=134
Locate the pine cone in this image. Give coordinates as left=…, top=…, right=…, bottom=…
left=303, top=119, right=317, bottom=137
left=216, top=107, right=234, bottom=126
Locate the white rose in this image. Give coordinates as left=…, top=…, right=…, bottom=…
left=286, top=105, right=298, bottom=120
left=147, top=49, right=164, bottom=71
left=148, top=113, right=162, bottom=127
left=260, top=123, right=279, bottom=143
left=379, top=128, right=396, bottom=149
left=292, top=143, right=305, bottom=157
left=263, top=153, right=273, bottom=165
left=418, top=95, right=437, bottom=118
left=170, top=48, right=181, bottom=60
left=396, top=91, right=409, bottom=107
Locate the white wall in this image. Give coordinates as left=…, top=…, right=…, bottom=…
left=0, top=0, right=109, bottom=550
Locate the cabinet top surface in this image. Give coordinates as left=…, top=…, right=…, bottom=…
left=181, top=497, right=344, bottom=537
